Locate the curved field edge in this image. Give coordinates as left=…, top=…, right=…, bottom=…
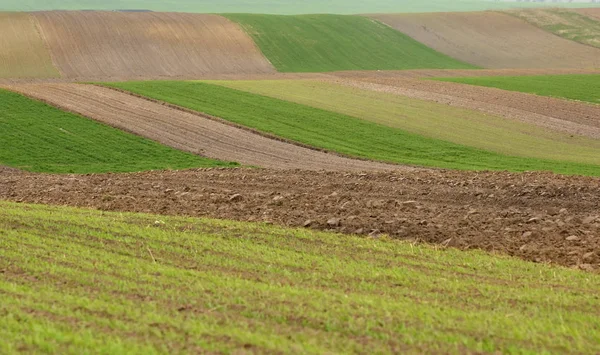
left=0, top=12, right=59, bottom=78
left=102, top=81, right=600, bottom=176
left=505, top=8, right=600, bottom=49
left=223, top=14, right=476, bottom=72
left=435, top=74, right=600, bottom=105
left=1, top=201, right=599, bottom=353
left=213, top=79, right=600, bottom=166
left=0, top=88, right=236, bottom=173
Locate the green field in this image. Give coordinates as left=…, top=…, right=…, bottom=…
left=0, top=89, right=235, bottom=173
left=507, top=9, right=600, bottom=48
left=2, top=0, right=600, bottom=14
left=1, top=201, right=599, bottom=353
left=437, top=74, right=600, bottom=104
left=224, top=14, right=476, bottom=72
left=215, top=79, right=600, bottom=166
left=105, top=81, right=600, bottom=176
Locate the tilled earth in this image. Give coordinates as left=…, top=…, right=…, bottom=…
left=1, top=168, right=599, bottom=270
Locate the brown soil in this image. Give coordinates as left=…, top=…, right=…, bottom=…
left=2, top=168, right=598, bottom=270
left=577, top=8, right=600, bottom=21
left=329, top=74, right=600, bottom=139
left=370, top=12, right=600, bottom=69
left=1, top=83, right=402, bottom=172
left=33, top=11, right=275, bottom=79
left=0, top=13, right=59, bottom=78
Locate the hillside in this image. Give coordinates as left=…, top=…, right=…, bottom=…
left=371, top=11, right=600, bottom=69
left=0, top=13, right=59, bottom=78
left=225, top=14, right=475, bottom=72
left=2, top=201, right=599, bottom=353
left=32, top=11, right=274, bottom=79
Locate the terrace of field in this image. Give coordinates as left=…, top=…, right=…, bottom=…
left=0, top=88, right=231, bottom=173
left=370, top=11, right=600, bottom=69
left=215, top=79, right=600, bottom=162
left=2, top=83, right=402, bottom=172
left=32, top=11, right=275, bottom=79
left=0, top=12, right=59, bottom=78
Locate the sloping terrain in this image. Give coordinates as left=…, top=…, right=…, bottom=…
left=371, top=12, right=600, bottom=69
left=225, top=14, right=475, bottom=72
left=0, top=88, right=230, bottom=173
left=2, top=201, right=599, bottom=353
left=0, top=12, right=59, bottom=78
left=32, top=11, right=275, bottom=79
left=507, top=8, right=600, bottom=48
left=3, top=83, right=400, bottom=172
left=1, top=168, right=599, bottom=270
left=578, top=8, right=600, bottom=21
left=216, top=79, right=600, bottom=163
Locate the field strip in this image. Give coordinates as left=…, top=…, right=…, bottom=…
left=1, top=83, right=403, bottom=172
left=32, top=11, right=275, bottom=79
left=370, top=12, right=600, bottom=69
left=328, top=77, right=600, bottom=140
left=335, top=73, right=600, bottom=132
left=1, top=168, right=599, bottom=270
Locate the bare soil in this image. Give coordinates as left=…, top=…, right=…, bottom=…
left=33, top=11, right=275, bottom=78
left=1, top=83, right=402, bottom=172
left=329, top=74, right=600, bottom=139
left=1, top=168, right=598, bottom=270
left=370, top=12, right=600, bottom=69
left=577, top=8, right=600, bottom=21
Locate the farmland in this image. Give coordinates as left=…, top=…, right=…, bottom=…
left=0, top=88, right=233, bottom=173
left=2, top=4, right=600, bottom=353
left=215, top=79, right=600, bottom=164
left=1, top=201, right=599, bottom=353
left=105, top=80, right=600, bottom=175
left=438, top=74, right=600, bottom=104
left=0, top=13, right=59, bottom=78
left=224, top=14, right=475, bottom=72
left=371, top=11, right=600, bottom=69
left=507, top=8, right=600, bottom=48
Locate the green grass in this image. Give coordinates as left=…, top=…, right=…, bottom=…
left=1, top=201, right=600, bottom=353
left=507, top=9, right=600, bottom=48
left=2, top=0, right=600, bottom=14
left=0, top=89, right=236, bottom=173
left=215, top=79, right=600, bottom=166
left=436, top=74, right=600, bottom=104
left=224, top=14, right=476, bottom=72
left=104, top=81, right=600, bottom=176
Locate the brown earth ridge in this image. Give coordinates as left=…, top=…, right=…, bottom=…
left=1, top=168, right=599, bottom=271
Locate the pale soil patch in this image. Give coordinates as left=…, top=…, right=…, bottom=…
left=0, top=13, right=59, bottom=78
left=329, top=75, right=600, bottom=140
left=370, top=12, right=600, bottom=69
left=577, top=8, right=600, bottom=21
left=32, top=11, right=275, bottom=79
left=1, top=83, right=403, bottom=172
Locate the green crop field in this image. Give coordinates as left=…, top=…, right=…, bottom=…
left=216, top=79, right=600, bottom=166
left=0, top=89, right=235, bottom=173
left=105, top=81, right=600, bottom=176
left=224, top=14, right=476, bottom=72
left=1, top=201, right=599, bottom=353
left=436, top=74, right=600, bottom=104
left=2, top=0, right=599, bottom=14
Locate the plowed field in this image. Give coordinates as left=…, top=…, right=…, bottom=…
left=578, top=8, right=600, bottom=20
left=0, top=13, right=58, bottom=78
left=32, top=11, right=275, bottom=79
left=1, top=168, right=598, bottom=270
left=370, top=12, right=600, bottom=69
left=2, top=83, right=400, bottom=172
